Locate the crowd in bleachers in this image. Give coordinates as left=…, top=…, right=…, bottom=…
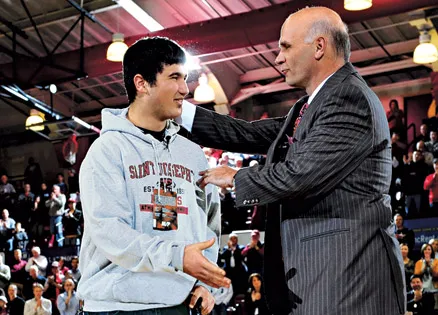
left=0, top=159, right=82, bottom=315
left=3, top=98, right=438, bottom=315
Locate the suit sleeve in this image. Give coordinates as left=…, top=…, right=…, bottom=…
left=190, top=106, right=286, bottom=154
left=233, top=85, right=375, bottom=207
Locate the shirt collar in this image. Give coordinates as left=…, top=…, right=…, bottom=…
left=308, top=72, right=335, bottom=104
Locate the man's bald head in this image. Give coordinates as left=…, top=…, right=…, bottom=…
left=285, top=7, right=350, bottom=62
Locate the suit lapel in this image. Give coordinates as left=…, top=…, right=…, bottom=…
left=266, top=95, right=309, bottom=164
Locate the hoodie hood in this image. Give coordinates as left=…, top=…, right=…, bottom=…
left=101, top=107, right=180, bottom=144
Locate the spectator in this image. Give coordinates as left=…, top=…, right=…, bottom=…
left=10, top=222, right=28, bottom=253
left=424, top=158, right=438, bottom=215
left=10, top=249, right=27, bottom=285
left=394, top=214, right=415, bottom=251
left=0, top=256, right=10, bottom=292
left=62, top=198, right=82, bottom=250
left=55, top=174, right=67, bottom=196
left=16, top=184, right=35, bottom=230
left=400, top=243, right=415, bottom=291
left=45, top=185, right=66, bottom=248
left=0, top=296, right=7, bottom=315
left=242, top=230, right=264, bottom=275
left=0, top=175, right=16, bottom=210
left=24, top=158, right=43, bottom=195
left=7, top=284, right=25, bottom=315
left=220, top=233, right=247, bottom=297
left=68, top=257, right=80, bottom=284
left=429, top=239, right=438, bottom=258
left=0, top=209, right=16, bottom=251
left=415, top=124, right=430, bottom=145
left=407, top=275, right=435, bottom=315
left=57, top=258, right=69, bottom=276
left=23, top=266, right=46, bottom=300
left=39, top=183, right=50, bottom=205
left=414, top=243, right=438, bottom=290
left=25, top=247, right=48, bottom=277
left=66, top=169, right=79, bottom=197
left=44, top=261, right=64, bottom=314
left=30, top=195, right=45, bottom=248
left=24, top=283, right=51, bottom=315
left=417, top=141, right=434, bottom=166
left=245, top=273, right=269, bottom=315
left=403, top=151, right=431, bottom=217
left=425, top=131, right=438, bottom=158
left=56, top=279, right=79, bottom=315
left=386, top=99, right=405, bottom=137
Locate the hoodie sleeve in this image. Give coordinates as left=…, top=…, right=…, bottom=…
left=79, top=138, right=187, bottom=273
left=194, top=159, right=221, bottom=291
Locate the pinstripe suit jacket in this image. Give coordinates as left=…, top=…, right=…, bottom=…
left=188, top=63, right=406, bottom=315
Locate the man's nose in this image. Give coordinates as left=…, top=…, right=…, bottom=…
left=275, top=52, right=285, bottom=65
left=179, top=82, right=189, bottom=97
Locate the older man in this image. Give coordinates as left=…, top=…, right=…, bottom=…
left=45, top=185, right=66, bottom=248
left=56, top=279, right=80, bottom=315
left=179, top=6, right=404, bottom=315
left=25, top=246, right=48, bottom=276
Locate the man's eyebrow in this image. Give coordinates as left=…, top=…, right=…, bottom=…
left=168, top=72, right=187, bottom=79
left=279, top=41, right=291, bottom=48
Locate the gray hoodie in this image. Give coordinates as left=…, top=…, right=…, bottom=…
left=77, top=107, right=220, bottom=311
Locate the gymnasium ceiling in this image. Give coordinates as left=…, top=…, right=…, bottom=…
left=0, top=0, right=437, bottom=142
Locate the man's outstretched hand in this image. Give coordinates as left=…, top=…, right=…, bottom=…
left=198, top=166, right=237, bottom=189
left=183, top=238, right=231, bottom=288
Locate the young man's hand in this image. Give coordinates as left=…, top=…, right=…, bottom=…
left=183, top=238, right=231, bottom=288
left=189, top=285, right=215, bottom=315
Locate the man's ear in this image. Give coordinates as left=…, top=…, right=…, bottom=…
left=314, top=36, right=327, bottom=60
left=133, top=74, right=151, bottom=95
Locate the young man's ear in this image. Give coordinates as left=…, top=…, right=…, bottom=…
left=133, top=74, right=151, bottom=95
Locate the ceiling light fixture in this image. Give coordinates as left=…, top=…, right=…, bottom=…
left=194, top=73, right=215, bottom=103
left=25, top=109, right=45, bottom=132
left=107, top=33, right=128, bottom=62
left=413, top=26, right=438, bottom=64
left=115, top=0, right=163, bottom=32
left=344, top=0, right=372, bottom=11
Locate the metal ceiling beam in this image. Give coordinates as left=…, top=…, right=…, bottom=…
left=240, top=40, right=420, bottom=84
left=0, top=0, right=115, bottom=39
left=1, top=0, right=437, bottom=87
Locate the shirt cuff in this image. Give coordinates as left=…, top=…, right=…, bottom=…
left=171, top=242, right=186, bottom=272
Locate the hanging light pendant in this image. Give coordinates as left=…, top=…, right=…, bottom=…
left=344, top=0, right=372, bottom=11
left=25, top=109, right=44, bottom=131
left=413, top=29, right=438, bottom=64
left=107, top=33, right=128, bottom=62
left=194, top=73, right=215, bottom=103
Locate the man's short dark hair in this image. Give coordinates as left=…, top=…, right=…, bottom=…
left=410, top=274, right=422, bottom=282
left=123, top=36, right=186, bottom=104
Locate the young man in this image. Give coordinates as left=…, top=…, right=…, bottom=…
left=78, top=37, right=228, bottom=315
left=23, top=283, right=52, bottom=315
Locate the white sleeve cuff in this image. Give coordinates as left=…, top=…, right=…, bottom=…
left=175, top=100, right=196, bottom=132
